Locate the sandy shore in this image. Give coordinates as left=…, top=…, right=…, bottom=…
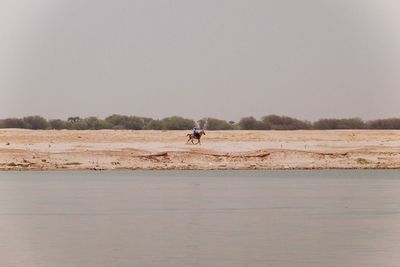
left=0, top=129, right=399, bottom=170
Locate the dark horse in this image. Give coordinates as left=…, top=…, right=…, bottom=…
left=187, top=129, right=206, bottom=145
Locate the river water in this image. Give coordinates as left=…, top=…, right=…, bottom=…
left=0, top=170, right=399, bottom=267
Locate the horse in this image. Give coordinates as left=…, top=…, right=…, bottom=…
left=187, top=129, right=206, bottom=145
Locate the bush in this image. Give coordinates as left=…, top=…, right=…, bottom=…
left=202, top=117, right=234, bottom=130
left=197, top=119, right=207, bottom=129
left=23, top=116, right=48, bottom=129
left=238, top=117, right=268, bottom=130
left=105, top=114, right=128, bottom=129
left=262, top=115, right=311, bottom=130
left=366, top=118, right=400, bottom=129
left=144, top=119, right=163, bottom=130
left=0, top=118, right=28, bottom=128
left=1, top=115, right=400, bottom=130
left=84, top=117, right=112, bottom=130
left=161, top=116, right=195, bottom=130
left=313, top=118, right=365, bottom=130
left=49, top=119, right=68, bottom=129
left=337, top=118, right=365, bottom=129
left=142, top=117, right=154, bottom=128
left=312, top=119, right=337, bottom=130
left=126, top=116, right=144, bottom=130
left=105, top=114, right=144, bottom=130
left=67, top=117, right=82, bottom=123
left=68, top=120, right=88, bottom=130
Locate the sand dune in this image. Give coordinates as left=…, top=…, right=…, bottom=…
left=0, top=129, right=399, bottom=170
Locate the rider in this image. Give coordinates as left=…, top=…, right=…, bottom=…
left=192, top=127, right=200, bottom=138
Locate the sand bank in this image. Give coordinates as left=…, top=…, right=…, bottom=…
left=0, top=129, right=399, bottom=170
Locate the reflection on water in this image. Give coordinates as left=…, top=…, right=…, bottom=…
left=0, top=170, right=399, bottom=267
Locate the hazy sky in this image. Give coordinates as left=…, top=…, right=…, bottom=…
left=1, top=0, right=399, bottom=121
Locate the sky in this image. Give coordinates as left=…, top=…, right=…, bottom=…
left=0, top=0, right=399, bottom=121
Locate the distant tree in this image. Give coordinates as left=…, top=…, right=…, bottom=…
left=144, top=119, right=163, bottom=130
left=238, top=117, right=268, bottom=130
left=3, top=114, right=400, bottom=130
left=312, top=119, right=338, bottom=130
left=366, top=118, right=400, bottom=129
left=83, top=117, right=111, bottom=130
left=197, top=119, right=207, bottom=129
left=104, top=114, right=143, bottom=130
left=67, top=117, right=81, bottom=123
left=202, top=117, right=233, bottom=130
left=142, top=117, right=154, bottom=128
left=49, top=119, right=68, bottom=130
left=262, top=115, right=310, bottom=130
left=105, top=114, right=127, bottom=128
left=97, top=120, right=112, bottom=129
left=22, top=116, right=48, bottom=129
left=69, top=120, right=88, bottom=130
left=161, top=116, right=195, bottom=130
left=238, top=117, right=256, bottom=130
left=0, top=118, right=28, bottom=128
left=126, top=116, right=144, bottom=130
left=336, top=118, right=365, bottom=129
left=313, top=118, right=365, bottom=130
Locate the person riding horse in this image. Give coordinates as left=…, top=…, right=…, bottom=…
left=192, top=127, right=201, bottom=138
left=187, top=128, right=206, bottom=145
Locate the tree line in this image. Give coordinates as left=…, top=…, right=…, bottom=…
left=0, top=115, right=399, bottom=130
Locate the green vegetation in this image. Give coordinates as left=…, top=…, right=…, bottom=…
left=200, top=117, right=234, bottom=130
left=313, top=118, right=365, bottom=130
left=238, top=117, right=268, bottom=130
left=105, top=115, right=144, bottom=130
left=356, top=158, right=371, bottom=164
left=261, top=115, right=312, bottom=130
left=160, top=116, right=195, bottom=130
left=0, top=115, right=400, bottom=130
left=366, top=118, right=400, bottom=129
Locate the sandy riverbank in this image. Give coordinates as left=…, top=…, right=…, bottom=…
left=0, top=129, right=399, bottom=170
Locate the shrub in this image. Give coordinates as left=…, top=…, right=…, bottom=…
left=105, top=114, right=144, bottom=130
left=23, top=116, right=48, bottom=129
left=2, top=115, right=400, bottom=130
left=67, top=117, right=82, bottom=123
left=337, top=118, right=365, bottom=129
left=125, top=116, right=144, bottom=130
left=105, top=114, right=128, bottom=129
left=197, top=119, right=207, bottom=129
left=238, top=117, right=268, bottom=130
left=49, top=119, right=68, bottom=129
left=262, top=115, right=311, bottom=130
left=312, top=119, right=338, bottom=130
left=161, top=116, right=195, bottom=130
left=142, top=117, right=154, bottom=127
left=144, top=119, right=163, bottom=130
left=0, top=118, right=28, bottom=128
left=202, top=117, right=234, bottom=130
left=84, top=117, right=112, bottom=130
left=366, top=118, right=400, bottom=129
left=69, top=120, right=88, bottom=130
left=313, top=118, right=365, bottom=130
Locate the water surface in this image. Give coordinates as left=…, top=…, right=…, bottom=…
left=0, top=170, right=399, bottom=267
